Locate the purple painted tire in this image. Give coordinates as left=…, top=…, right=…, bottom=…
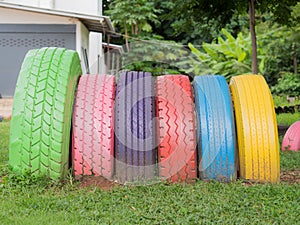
left=114, top=71, right=156, bottom=183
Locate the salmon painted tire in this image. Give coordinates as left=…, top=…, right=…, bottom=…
left=281, top=121, right=300, bottom=151
left=114, top=71, right=156, bottom=183
left=156, top=75, right=197, bottom=182
left=193, top=75, right=236, bottom=182
left=9, top=47, right=82, bottom=179
left=72, top=74, right=115, bottom=179
left=229, top=74, right=280, bottom=183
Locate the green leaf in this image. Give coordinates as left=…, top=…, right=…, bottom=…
left=203, top=43, right=218, bottom=58
left=189, top=43, right=209, bottom=61
left=142, top=23, right=152, bottom=32
left=222, top=28, right=235, bottom=43
left=166, top=53, right=177, bottom=61
left=238, top=52, right=246, bottom=62
left=259, top=57, right=265, bottom=74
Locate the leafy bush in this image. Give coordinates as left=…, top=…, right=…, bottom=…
left=271, top=73, right=300, bottom=96
left=188, top=25, right=299, bottom=84
left=189, top=29, right=254, bottom=79
left=119, top=40, right=196, bottom=76
left=273, top=95, right=300, bottom=107
left=261, top=28, right=300, bottom=86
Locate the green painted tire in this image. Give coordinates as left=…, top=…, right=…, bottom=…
left=9, top=47, right=82, bottom=179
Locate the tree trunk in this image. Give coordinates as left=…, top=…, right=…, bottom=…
left=124, top=19, right=130, bottom=52
left=135, top=22, right=139, bottom=35
left=249, top=0, right=258, bottom=74
left=293, top=43, right=298, bottom=75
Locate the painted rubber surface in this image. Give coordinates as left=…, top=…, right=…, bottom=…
left=9, top=47, right=82, bottom=179
left=72, top=75, right=115, bottom=179
left=156, top=75, right=197, bottom=182
left=193, top=75, right=236, bottom=181
left=229, top=75, right=280, bottom=183
left=281, top=121, right=300, bottom=151
left=114, top=71, right=156, bottom=183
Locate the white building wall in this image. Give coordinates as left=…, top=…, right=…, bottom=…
left=89, top=32, right=104, bottom=74
left=0, top=7, right=90, bottom=71
left=0, top=0, right=106, bottom=74
left=54, top=0, right=101, bottom=16
left=0, top=7, right=74, bottom=24
left=1, top=0, right=101, bottom=15
left=39, top=0, right=54, bottom=8
left=0, top=0, right=39, bottom=7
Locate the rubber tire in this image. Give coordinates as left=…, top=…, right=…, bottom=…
left=72, top=74, right=115, bottom=179
left=114, top=71, right=156, bottom=183
left=229, top=74, right=280, bottom=183
left=9, top=47, right=82, bottom=179
left=193, top=75, right=236, bottom=181
left=156, top=75, right=197, bottom=182
left=281, top=121, right=300, bottom=151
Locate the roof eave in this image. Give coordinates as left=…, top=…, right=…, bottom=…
left=0, top=2, right=115, bottom=33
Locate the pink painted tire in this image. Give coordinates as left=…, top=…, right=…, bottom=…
left=72, top=74, right=115, bottom=179
left=281, top=121, right=300, bottom=151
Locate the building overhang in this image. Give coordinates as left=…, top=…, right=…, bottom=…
left=0, top=2, right=115, bottom=33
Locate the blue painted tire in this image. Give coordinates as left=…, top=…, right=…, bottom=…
left=193, top=75, right=236, bottom=181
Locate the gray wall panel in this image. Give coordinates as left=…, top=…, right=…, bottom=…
left=0, top=24, right=76, bottom=97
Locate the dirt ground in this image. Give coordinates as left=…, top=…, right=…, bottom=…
left=1, top=170, right=299, bottom=190
left=76, top=170, right=300, bottom=190
left=76, top=176, right=119, bottom=191
left=280, top=169, right=300, bottom=184
left=0, top=98, right=13, bottom=119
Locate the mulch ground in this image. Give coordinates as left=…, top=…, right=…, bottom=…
left=280, top=169, right=300, bottom=184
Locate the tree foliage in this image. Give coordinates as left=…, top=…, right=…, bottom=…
left=259, top=25, right=300, bottom=85
left=188, top=21, right=300, bottom=81
left=170, top=0, right=298, bottom=27
left=169, top=0, right=299, bottom=73
left=106, top=0, right=161, bottom=35
left=120, top=40, right=195, bottom=76
left=106, top=0, right=161, bottom=50
left=104, top=0, right=299, bottom=83
left=271, top=73, right=300, bottom=96
left=188, top=29, right=252, bottom=79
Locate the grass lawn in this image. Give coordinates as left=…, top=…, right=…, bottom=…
left=277, top=112, right=300, bottom=125
left=0, top=120, right=299, bottom=224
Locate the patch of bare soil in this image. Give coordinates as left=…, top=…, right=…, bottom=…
left=76, top=172, right=300, bottom=189
left=76, top=176, right=119, bottom=191
left=234, top=170, right=300, bottom=186
left=280, top=170, right=300, bottom=184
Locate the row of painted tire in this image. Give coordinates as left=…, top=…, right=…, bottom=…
left=10, top=47, right=280, bottom=184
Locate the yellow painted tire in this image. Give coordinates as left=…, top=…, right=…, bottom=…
left=229, top=75, right=280, bottom=183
